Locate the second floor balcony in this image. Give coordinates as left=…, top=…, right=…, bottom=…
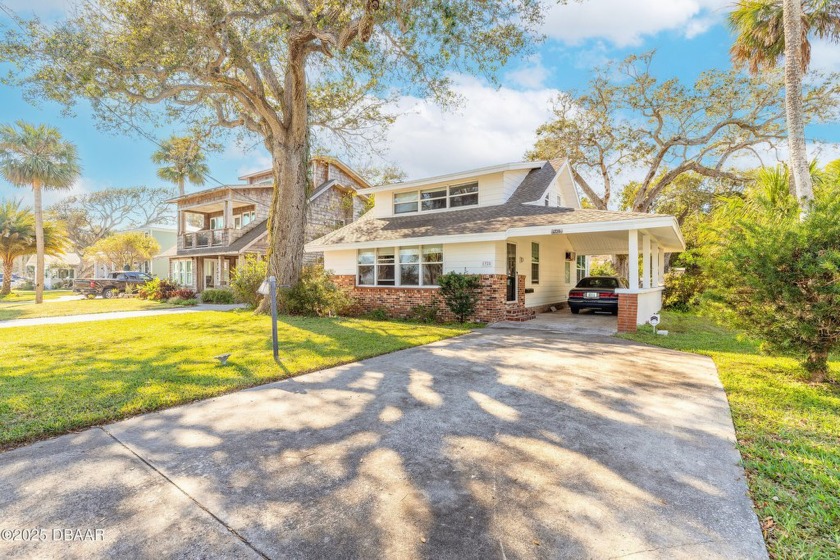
left=182, top=228, right=230, bottom=249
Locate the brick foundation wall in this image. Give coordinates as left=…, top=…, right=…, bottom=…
left=617, top=292, right=638, bottom=332
left=334, top=274, right=514, bottom=323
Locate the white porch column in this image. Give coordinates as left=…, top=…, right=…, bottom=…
left=217, top=256, right=223, bottom=287
left=658, top=248, right=666, bottom=286
left=641, top=233, right=651, bottom=289
left=651, top=243, right=660, bottom=287
left=628, top=229, right=639, bottom=290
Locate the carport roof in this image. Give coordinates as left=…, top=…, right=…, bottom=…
left=306, top=203, right=684, bottom=252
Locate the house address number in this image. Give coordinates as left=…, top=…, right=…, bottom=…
left=482, top=261, right=493, bottom=267
left=551, top=228, right=563, bottom=234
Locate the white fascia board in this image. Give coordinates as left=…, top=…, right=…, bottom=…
left=357, top=161, right=544, bottom=195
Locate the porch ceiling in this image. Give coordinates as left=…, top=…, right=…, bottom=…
left=183, top=200, right=254, bottom=214
left=564, top=225, right=683, bottom=255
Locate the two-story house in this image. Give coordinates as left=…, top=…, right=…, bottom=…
left=168, top=156, right=369, bottom=291
left=306, top=160, right=685, bottom=331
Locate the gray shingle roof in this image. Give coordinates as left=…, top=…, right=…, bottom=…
left=309, top=204, right=664, bottom=247
left=506, top=159, right=563, bottom=204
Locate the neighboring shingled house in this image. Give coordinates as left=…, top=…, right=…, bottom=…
left=306, top=160, right=685, bottom=330
left=168, top=156, right=369, bottom=291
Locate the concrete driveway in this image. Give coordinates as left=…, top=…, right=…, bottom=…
left=0, top=329, right=766, bottom=559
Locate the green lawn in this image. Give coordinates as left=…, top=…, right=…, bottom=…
left=0, top=311, right=472, bottom=448
left=621, top=312, right=839, bottom=559
left=0, top=297, right=173, bottom=321
left=0, top=289, right=75, bottom=302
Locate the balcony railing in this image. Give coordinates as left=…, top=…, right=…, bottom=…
left=182, top=229, right=229, bottom=249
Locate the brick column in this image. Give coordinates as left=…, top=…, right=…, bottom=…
left=617, top=292, right=639, bottom=333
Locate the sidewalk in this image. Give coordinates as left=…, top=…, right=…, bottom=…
left=0, top=304, right=244, bottom=329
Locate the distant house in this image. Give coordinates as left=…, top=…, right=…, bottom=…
left=168, top=156, right=369, bottom=291
left=126, top=226, right=177, bottom=278
left=25, top=252, right=82, bottom=289
left=306, top=160, right=685, bottom=331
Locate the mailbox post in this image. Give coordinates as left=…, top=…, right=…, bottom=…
left=650, top=313, right=660, bottom=335
left=258, top=276, right=280, bottom=362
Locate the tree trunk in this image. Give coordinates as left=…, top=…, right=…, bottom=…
left=259, top=45, right=311, bottom=313
left=33, top=180, right=45, bottom=304
left=782, top=0, right=814, bottom=216
left=1, top=258, right=12, bottom=295
left=178, top=176, right=184, bottom=197
left=804, top=349, right=828, bottom=383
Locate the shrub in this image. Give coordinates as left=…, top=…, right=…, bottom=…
left=173, top=288, right=196, bottom=299
left=200, top=288, right=233, bottom=304
left=137, top=277, right=179, bottom=301
left=364, top=307, right=389, bottom=321
left=663, top=269, right=704, bottom=311
left=230, top=255, right=267, bottom=309
left=284, top=264, right=350, bottom=316
left=437, top=272, right=480, bottom=323
left=589, top=259, right=618, bottom=277
left=167, top=297, right=198, bottom=306
left=19, top=280, right=34, bottom=291
left=706, top=186, right=840, bottom=381
left=407, top=301, right=440, bottom=323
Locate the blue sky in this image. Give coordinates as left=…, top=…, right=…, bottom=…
left=1, top=0, right=839, bottom=205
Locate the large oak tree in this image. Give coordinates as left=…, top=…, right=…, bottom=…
left=528, top=52, right=839, bottom=213
left=2, top=0, right=549, bottom=298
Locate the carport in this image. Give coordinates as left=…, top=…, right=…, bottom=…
left=506, top=215, right=685, bottom=331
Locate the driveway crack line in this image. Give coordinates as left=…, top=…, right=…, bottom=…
left=99, top=427, right=271, bottom=560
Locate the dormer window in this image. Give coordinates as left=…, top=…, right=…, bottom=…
left=393, top=182, right=479, bottom=214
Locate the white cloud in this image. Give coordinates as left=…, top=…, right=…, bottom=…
left=505, top=54, right=550, bottom=89
left=541, top=0, right=730, bottom=47
left=809, top=38, right=840, bottom=73
left=381, top=75, right=556, bottom=179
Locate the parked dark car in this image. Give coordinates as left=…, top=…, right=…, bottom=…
left=73, top=271, right=153, bottom=299
left=568, top=276, right=628, bottom=315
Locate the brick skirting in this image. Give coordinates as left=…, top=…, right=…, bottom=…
left=617, top=292, right=638, bottom=332
left=334, top=274, right=530, bottom=323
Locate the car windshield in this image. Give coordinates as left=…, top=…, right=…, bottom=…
left=576, top=277, right=619, bottom=289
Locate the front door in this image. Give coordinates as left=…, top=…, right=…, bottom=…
left=204, top=258, right=216, bottom=289
left=506, top=243, right=517, bottom=301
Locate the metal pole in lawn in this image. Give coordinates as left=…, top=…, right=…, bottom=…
left=269, top=275, right=279, bottom=362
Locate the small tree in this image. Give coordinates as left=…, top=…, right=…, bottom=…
left=437, top=272, right=481, bottom=323
left=706, top=178, right=839, bottom=381
left=0, top=199, right=66, bottom=295
left=230, top=255, right=267, bottom=310
left=87, top=232, right=160, bottom=271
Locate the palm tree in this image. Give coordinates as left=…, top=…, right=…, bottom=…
left=0, top=199, right=67, bottom=295
left=151, top=136, right=208, bottom=197
left=729, top=0, right=840, bottom=213
left=0, top=122, right=80, bottom=303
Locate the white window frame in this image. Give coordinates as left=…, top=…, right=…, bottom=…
left=531, top=242, right=540, bottom=285
left=393, top=182, right=479, bottom=215
left=357, top=245, right=443, bottom=287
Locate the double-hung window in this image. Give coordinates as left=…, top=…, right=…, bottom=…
left=420, top=188, right=447, bottom=211
left=448, top=183, right=478, bottom=207
left=394, top=191, right=419, bottom=214
left=531, top=242, right=540, bottom=284
left=399, top=247, right=421, bottom=285
left=357, top=245, right=443, bottom=286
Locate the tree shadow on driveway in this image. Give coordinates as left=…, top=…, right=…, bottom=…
left=0, top=330, right=768, bottom=560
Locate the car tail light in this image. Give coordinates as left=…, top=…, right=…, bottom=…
left=569, top=290, right=583, bottom=298
left=89, top=281, right=96, bottom=288
left=598, top=292, right=613, bottom=298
